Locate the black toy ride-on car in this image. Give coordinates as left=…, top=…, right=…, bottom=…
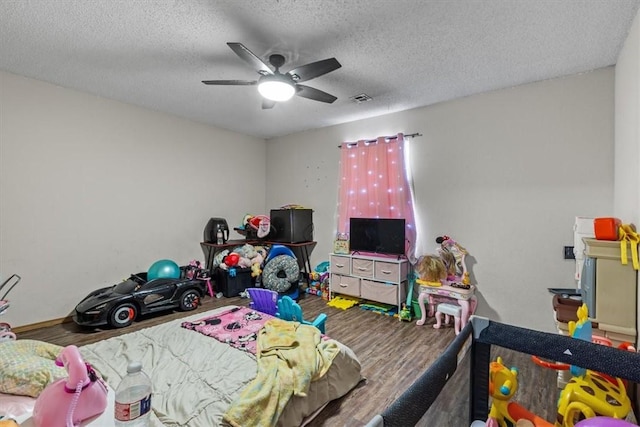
left=73, top=267, right=210, bottom=328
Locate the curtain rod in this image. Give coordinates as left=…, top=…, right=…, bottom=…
left=338, top=132, right=422, bottom=148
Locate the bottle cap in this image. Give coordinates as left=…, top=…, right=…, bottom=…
left=127, top=361, right=143, bottom=374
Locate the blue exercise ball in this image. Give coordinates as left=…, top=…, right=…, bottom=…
left=148, top=259, right=180, bottom=280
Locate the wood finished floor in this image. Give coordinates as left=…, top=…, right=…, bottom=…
left=18, top=294, right=581, bottom=426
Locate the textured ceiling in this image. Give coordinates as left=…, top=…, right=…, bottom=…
left=1, top=0, right=639, bottom=140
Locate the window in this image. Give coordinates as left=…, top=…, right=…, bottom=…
left=336, top=133, right=417, bottom=260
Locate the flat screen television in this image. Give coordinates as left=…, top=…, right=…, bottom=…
left=349, top=217, right=406, bottom=256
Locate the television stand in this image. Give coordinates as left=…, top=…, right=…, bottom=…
left=328, top=252, right=409, bottom=314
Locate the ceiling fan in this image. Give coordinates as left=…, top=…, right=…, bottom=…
left=202, top=42, right=341, bottom=109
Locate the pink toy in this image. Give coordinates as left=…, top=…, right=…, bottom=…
left=32, top=345, right=108, bottom=427
left=575, top=418, right=637, bottom=427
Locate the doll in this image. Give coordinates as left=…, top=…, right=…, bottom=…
left=415, top=254, right=447, bottom=287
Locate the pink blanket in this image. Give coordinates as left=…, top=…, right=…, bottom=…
left=181, top=307, right=274, bottom=354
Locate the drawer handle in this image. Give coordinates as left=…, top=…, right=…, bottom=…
left=339, top=283, right=349, bottom=287
left=357, top=267, right=367, bottom=271
left=380, top=270, right=392, bottom=274
left=335, top=263, right=345, bottom=268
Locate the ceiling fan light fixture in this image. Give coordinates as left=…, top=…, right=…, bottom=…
left=203, top=43, right=340, bottom=108
left=258, top=75, right=295, bottom=102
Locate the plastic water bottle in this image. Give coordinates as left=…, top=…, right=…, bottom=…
left=114, top=361, right=152, bottom=427
left=216, top=225, right=224, bottom=245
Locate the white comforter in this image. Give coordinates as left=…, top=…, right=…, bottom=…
left=79, top=306, right=362, bottom=427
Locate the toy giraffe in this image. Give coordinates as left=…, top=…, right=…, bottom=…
left=487, top=356, right=520, bottom=427
left=554, top=304, right=631, bottom=426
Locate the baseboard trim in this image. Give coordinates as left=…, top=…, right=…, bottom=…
left=12, top=315, right=73, bottom=333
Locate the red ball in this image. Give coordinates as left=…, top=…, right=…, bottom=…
left=225, top=252, right=240, bottom=267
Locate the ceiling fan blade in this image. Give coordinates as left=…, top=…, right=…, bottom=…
left=227, top=42, right=273, bottom=75
left=202, top=80, right=257, bottom=85
left=295, top=84, right=338, bottom=103
left=262, top=99, right=276, bottom=109
left=286, top=58, right=341, bottom=83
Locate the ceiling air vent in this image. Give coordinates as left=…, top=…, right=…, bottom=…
left=350, top=93, right=372, bottom=103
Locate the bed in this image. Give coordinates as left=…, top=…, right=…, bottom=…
left=0, top=305, right=363, bottom=426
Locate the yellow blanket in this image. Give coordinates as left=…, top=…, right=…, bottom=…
left=223, top=318, right=339, bottom=427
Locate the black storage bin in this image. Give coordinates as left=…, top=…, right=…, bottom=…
left=269, top=208, right=313, bottom=243
left=215, top=267, right=253, bottom=297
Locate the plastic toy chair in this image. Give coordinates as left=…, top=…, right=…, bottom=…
left=247, top=287, right=278, bottom=316
left=276, top=296, right=327, bottom=334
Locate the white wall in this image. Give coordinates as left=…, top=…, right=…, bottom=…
left=267, top=69, right=615, bottom=332
left=0, top=71, right=267, bottom=327
left=614, top=9, right=640, bottom=339
left=615, top=10, right=640, bottom=225
left=0, top=67, right=619, bottom=333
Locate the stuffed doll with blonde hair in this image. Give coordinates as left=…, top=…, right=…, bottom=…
left=415, top=254, right=447, bottom=287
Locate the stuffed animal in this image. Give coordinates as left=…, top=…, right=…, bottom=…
left=218, top=252, right=242, bottom=271
left=254, top=246, right=268, bottom=260
left=237, top=256, right=253, bottom=268
left=213, top=249, right=229, bottom=269
left=248, top=215, right=271, bottom=238
left=253, top=252, right=264, bottom=265
left=237, top=244, right=258, bottom=260
left=251, top=261, right=262, bottom=278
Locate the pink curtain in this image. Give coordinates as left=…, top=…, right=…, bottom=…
left=337, top=133, right=417, bottom=260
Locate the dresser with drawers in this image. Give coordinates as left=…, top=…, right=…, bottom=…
left=329, top=253, right=409, bottom=313
left=580, top=238, right=637, bottom=345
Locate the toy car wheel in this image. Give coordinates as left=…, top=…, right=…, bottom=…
left=179, top=289, right=200, bottom=311
left=109, top=303, right=137, bottom=328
